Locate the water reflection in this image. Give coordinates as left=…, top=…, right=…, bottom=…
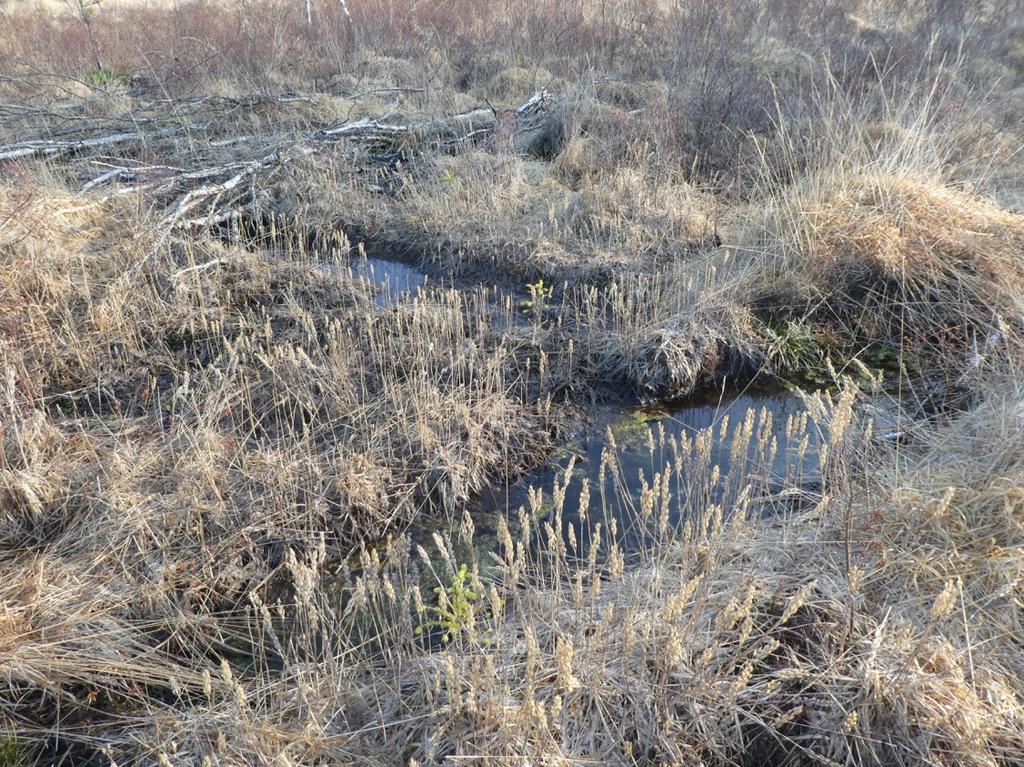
left=326, top=256, right=428, bottom=306
left=450, top=384, right=827, bottom=561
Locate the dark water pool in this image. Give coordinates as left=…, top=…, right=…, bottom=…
left=425, top=383, right=831, bottom=565
left=323, top=257, right=843, bottom=561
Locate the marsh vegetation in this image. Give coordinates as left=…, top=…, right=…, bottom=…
left=2, top=0, right=1024, bottom=764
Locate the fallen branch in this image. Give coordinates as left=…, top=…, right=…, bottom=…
left=171, top=257, right=231, bottom=278
left=312, top=90, right=554, bottom=148
left=0, top=126, right=184, bottom=162
left=78, top=168, right=138, bottom=194
left=8, top=90, right=558, bottom=241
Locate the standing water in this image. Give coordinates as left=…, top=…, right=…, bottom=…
left=350, top=257, right=427, bottom=306
left=427, top=383, right=831, bottom=565
left=318, top=256, right=838, bottom=560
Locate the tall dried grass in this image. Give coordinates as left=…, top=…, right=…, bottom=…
left=2, top=0, right=1024, bottom=764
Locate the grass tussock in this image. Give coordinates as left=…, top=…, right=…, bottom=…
left=743, top=172, right=1024, bottom=342
left=382, top=152, right=716, bottom=283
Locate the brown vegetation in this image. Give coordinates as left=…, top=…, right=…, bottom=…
left=2, top=0, right=1024, bottom=764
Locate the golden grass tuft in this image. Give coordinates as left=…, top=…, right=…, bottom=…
left=733, top=171, right=1024, bottom=367
left=487, top=66, right=565, bottom=101
left=798, top=175, right=1024, bottom=281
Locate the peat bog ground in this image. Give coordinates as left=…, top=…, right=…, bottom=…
left=3, top=1, right=1024, bottom=764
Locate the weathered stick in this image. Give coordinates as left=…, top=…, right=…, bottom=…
left=0, top=126, right=185, bottom=162
left=312, top=90, right=553, bottom=147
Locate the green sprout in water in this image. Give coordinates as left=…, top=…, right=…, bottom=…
left=519, top=278, right=554, bottom=315
left=768, top=319, right=832, bottom=383
left=416, top=563, right=478, bottom=644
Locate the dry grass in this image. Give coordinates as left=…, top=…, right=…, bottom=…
left=351, top=150, right=716, bottom=283
left=45, top=376, right=1023, bottom=766
left=0, top=178, right=574, bottom=762
left=2, top=0, right=1024, bottom=764
left=734, top=173, right=1024, bottom=365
